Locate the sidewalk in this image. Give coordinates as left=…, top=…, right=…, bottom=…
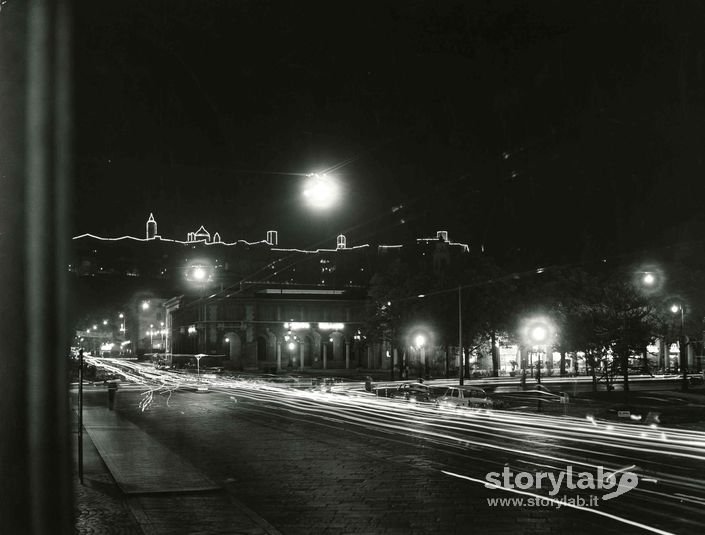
left=75, top=402, right=281, bottom=535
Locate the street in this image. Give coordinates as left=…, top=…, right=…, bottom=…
left=76, top=362, right=705, bottom=535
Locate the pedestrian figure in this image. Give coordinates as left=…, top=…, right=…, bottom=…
left=364, top=376, right=373, bottom=392
left=107, top=380, right=119, bottom=410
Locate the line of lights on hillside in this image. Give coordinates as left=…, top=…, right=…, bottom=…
left=72, top=233, right=384, bottom=254
left=73, top=234, right=470, bottom=254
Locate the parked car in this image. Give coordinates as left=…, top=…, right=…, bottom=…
left=489, top=384, right=562, bottom=407
left=390, top=382, right=433, bottom=403
left=436, top=385, right=497, bottom=409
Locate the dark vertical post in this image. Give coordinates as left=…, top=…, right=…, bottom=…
left=0, top=2, right=31, bottom=530
left=680, top=307, right=688, bottom=391
left=491, top=330, right=499, bottom=377
left=389, top=325, right=395, bottom=381
left=26, top=0, right=74, bottom=532
left=78, top=349, right=83, bottom=483
left=1, top=0, right=73, bottom=533
left=458, top=286, right=463, bottom=386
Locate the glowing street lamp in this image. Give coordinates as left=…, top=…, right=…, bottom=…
left=525, top=320, right=552, bottom=384
left=529, top=324, right=548, bottom=344
left=283, top=329, right=299, bottom=367
left=193, top=266, right=207, bottom=282
left=414, top=333, right=428, bottom=380
left=670, top=303, right=688, bottom=390
left=643, top=273, right=656, bottom=286
left=636, top=266, right=664, bottom=295
left=186, top=261, right=214, bottom=353
left=414, top=334, right=426, bottom=348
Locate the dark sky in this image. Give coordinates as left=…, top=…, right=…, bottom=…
left=74, top=1, right=705, bottom=264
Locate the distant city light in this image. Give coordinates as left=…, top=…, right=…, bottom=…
left=142, top=301, right=150, bottom=310
left=643, top=273, right=655, bottom=285
left=414, top=334, right=426, bottom=347
left=285, top=322, right=310, bottom=330
left=318, top=322, right=344, bottom=330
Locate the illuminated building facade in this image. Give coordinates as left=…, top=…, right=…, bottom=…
left=165, top=285, right=376, bottom=371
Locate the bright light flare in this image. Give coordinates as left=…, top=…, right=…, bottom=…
left=522, top=317, right=554, bottom=346
left=186, top=261, right=214, bottom=285
left=193, top=267, right=207, bottom=281
left=529, top=325, right=548, bottom=343
left=302, top=173, right=339, bottom=209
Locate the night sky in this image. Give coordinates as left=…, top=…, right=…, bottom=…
left=74, top=1, right=705, bottom=264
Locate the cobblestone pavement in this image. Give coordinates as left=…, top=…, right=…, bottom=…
left=73, top=434, right=142, bottom=535
left=111, top=389, right=649, bottom=535
left=74, top=388, right=282, bottom=535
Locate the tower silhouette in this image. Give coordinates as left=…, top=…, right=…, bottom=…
left=146, top=213, right=157, bottom=240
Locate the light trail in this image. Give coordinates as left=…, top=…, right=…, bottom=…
left=83, top=358, right=705, bottom=532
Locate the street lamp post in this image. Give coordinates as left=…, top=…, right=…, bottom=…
left=119, top=313, right=126, bottom=354
left=194, top=354, right=204, bottom=382
left=188, top=263, right=213, bottom=354
left=78, top=348, right=84, bottom=484
left=284, top=330, right=297, bottom=368
left=528, top=323, right=549, bottom=385
left=415, top=334, right=427, bottom=380
left=458, top=286, right=464, bottom=386
left=671, top=303, right=688, bottom=391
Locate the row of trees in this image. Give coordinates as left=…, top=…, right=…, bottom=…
left=365, top=247, right=705, bottom=390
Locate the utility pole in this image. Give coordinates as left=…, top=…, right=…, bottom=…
left=459, top=286, right=463, bottom=386
left=78, top=349, right=84, bottom=484
left=678, top=305, right=688, bottom=391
